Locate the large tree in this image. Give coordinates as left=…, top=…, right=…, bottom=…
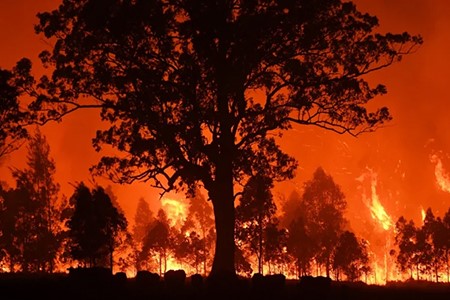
left=23, top=0, right=421, bottom=275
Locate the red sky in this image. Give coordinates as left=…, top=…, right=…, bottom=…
left=1, top=0, right=449, bottom=232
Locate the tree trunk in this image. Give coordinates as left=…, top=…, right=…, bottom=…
left=325, top=256, right=330, bottom=278
left=110, top=244, right=113, bottom=274
left=258, top=215, right=263, bottom=275
left=210, top=174, right=235, bottom=276
left=159, top=252, right=162, bottom=276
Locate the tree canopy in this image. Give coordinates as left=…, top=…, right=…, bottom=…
left=0, top=61, right=33, bottom=158
left=0, top=129, right=64, bottom=272
left=13, top=0, right=422, bottom=275
left=68, top=183, right=127, bottom=269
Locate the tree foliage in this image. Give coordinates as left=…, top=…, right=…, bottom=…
left=300, top=167, right=347, bottom=277
left=394, top=208, right=450, bottom=282
left=333, top=231, right=370, bottom=281
left=180, top=188, right=214, bottom=275
left=141, top=209, right=172, bottom=276
left=0, top=129, right=64, bottom=272
left=133, top=197, right=154, bottom=246
left=20, top=0, right=422, bottom=275
left=0, top=60, right=33, bottom=158
left=236, top=174, right=277, bottom=274
left=67, top=183, right=127, bottom=269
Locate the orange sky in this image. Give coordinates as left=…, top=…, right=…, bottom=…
left=0, top=0, right=449, bottom=233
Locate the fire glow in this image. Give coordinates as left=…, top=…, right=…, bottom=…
left=430, top=154, right=450, bottom=193
left=160, top=197, right=187, bottom=227
left=361, top=170, right=393, bottom=231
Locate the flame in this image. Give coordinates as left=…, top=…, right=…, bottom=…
left=367, top=171, right=393, bottom=231
left=430, top=154, right=450, bottom=193
left=421, top=207, right=426, bottom=224
left=357, top=169, right=398, bottom=284
left=161, top=197, right=187, bottom=227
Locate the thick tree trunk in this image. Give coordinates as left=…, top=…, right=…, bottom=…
left=210, top=174, right=235, bottom=276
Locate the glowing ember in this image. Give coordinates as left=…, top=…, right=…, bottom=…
left=367, top=171, right=393, bottom=231
left=430, top=154, right=450, bottom=193
left=161, top=198, right=187, bottom=227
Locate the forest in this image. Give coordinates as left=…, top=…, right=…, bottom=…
left=3, top=2, right=450, bottom=300
left=1, top=129, right=449, bottom=285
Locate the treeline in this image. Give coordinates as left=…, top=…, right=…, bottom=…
left=393, top=208, right=450, bottom=282
left=1, top=130, right=449, bottom=284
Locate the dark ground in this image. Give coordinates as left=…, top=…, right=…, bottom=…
left=0, top=272, right=449, bottom=300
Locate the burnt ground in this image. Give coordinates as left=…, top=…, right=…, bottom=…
left=0, top=273, right=449, bottom=300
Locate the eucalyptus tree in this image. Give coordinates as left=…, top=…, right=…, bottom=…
left=21, top=0, right=421, bottom=275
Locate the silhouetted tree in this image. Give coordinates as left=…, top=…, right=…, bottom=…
left=0, top=61, right=31, bottom=158
left=68, top=183, right=127, bottom=270
left=421, top=208, right=444, bottom=282
left=26, top=0, right=421, bottom=275
left=133, top=198, right=154, bottom=245
left=11, top=129, right=62, bottom=272
left=264, top=221, right=289, bottom=274
left=394, top=216, right=417, bottom=279
left=280, top=190, right=301, bottom=229
left=0, top=185, right=32, bottom=271
left=300, top=167, right=347, bottom=277
left=141, top=209, right=172, bottom=276
left=287, top=216, right=315, bottom=277
left=181, top=188, right=214, bottom=275
left=332, top=231, right=370, bottom=281
left=236, top=174, right=276, bottom=274
left=173, top=230, right=206, bottom=274
left=443, top=208, right=450, bottom=282
left=235, top=245, right=252, bottom=278
left=132, top=197, right=154, bottom=270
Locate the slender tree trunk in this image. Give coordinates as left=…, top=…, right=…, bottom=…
left=446, top=250, right=449, bottom=283
left=110, top=244, right=114, bottom=274
left=164, top=249, right=167, bottom=274
left=258, top=215, right=263, bottom=275
left=325, top=256, right=330, bottom=278
left=159, top=252, right=162, bottom=276
left=202, top=228, right=207, bottom=276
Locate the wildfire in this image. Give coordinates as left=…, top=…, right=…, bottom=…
left=367, top=171, right=393, bottom=231
left=161, top=197, right=187, bottom=227
left=421, top=207, right=426, bottom=224
left=430, top=154, right=450, bottom=193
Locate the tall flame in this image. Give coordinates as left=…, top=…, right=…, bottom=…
left=368, top=171, right=393, bottom=231
left=430, top=154, right=450, bottom=193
